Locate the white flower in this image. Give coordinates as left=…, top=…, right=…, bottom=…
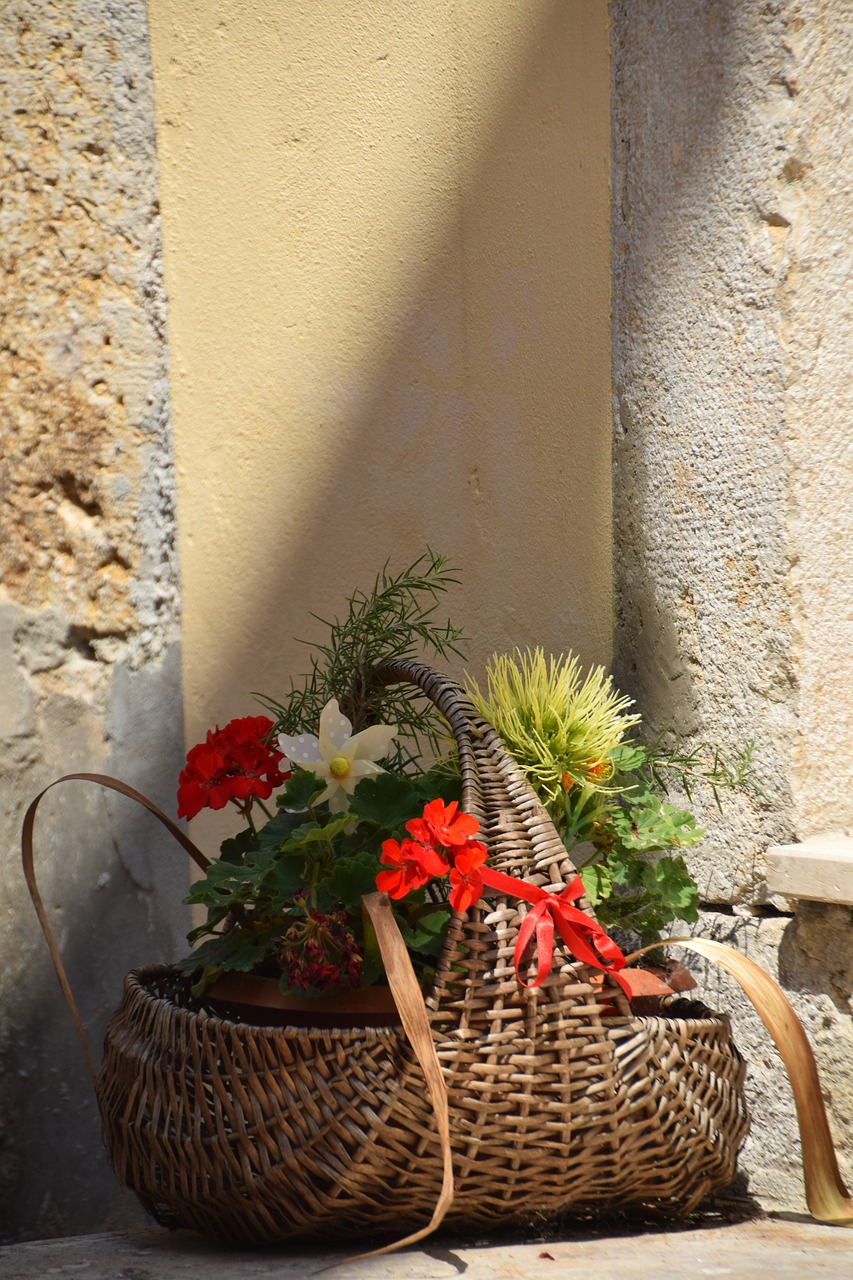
left=277, top=698, right=397, bottom=812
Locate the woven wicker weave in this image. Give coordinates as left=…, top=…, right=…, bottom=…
left=97, top=660, right=748, bottom=1245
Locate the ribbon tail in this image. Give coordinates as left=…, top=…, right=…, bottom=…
left=513, top=906, right=545, bottom=985
left=551, top=899, right=628, bottom=971
left=517, top=909, right=554, bottom=990
left=553, top=915, right=633, bottom=1000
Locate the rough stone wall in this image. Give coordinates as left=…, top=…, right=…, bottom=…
left=611, top=1, right=852, bottom=1210
left=0, top=1, right=185, bottom=1242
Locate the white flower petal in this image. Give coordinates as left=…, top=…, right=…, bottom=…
left=323, top=782, right=352, bottom=812
left=278, top=732, right=321, bottom=767
left=347, top=759, right=384, bottom=779
left=347, top=722, right=398, bottom=763
left=312, top=780, right=337, bottom=808
left=319, top=698, right=353, bottom=759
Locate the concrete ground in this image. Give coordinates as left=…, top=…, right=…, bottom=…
left=2, top=1214, right=852, bottom=1280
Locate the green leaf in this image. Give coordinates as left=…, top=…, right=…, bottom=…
left=348, top=768, right=463, bottom=834
left=609, top=797, right=704, bottom=854
left=279, top=814, right=353, bottom=853
left=174, top=923, right=284, bottom=977
left=184, top=861, right=247, bottom=908
left=359, top=951, right=384, bottom=988
left=239, top=847, right=279, bottom=877
left=265, top=854, right=306, bottom=901
left=348, top=771, right=426, bottom=831
left=579, top=862, right=612, bottom=907
left=187, top=907, right=231, bottom=943
left=276, top=769, right=324, bottom=812
left=219, top=827, right=260, bottom=865
left=641, top=855, right=700, bottom=919
left=606, top=843, right=646, bottom=889
left=325, top=849, right=382, bottom=903
left=256, top=808, right=309, bottom=851
left=414, top=767, right=463, bottom=807
left=609, top=741, right=649, bottom=774
left=394, top=906, right=451, bottom=957
left=660, top=804, right=704, bottom=846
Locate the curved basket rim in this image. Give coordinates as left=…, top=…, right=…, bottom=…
left=119, top=964, right=414, bottom=1043
left=121, top=963, right=737, bottom=1041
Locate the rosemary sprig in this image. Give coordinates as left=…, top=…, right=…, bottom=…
left=256, top=549, right=465, bottom=770
left=637, top=737, right=758, bottom=810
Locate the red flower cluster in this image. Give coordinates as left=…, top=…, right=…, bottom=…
left=376, top=798, right=630, bottom=994
left=277, top=908, right=363, bottom=991
left=376, top=799, right=487, bottom=913
left=177, top=715, right=290, bottom=820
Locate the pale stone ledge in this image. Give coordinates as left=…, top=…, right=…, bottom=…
left=766, top=838, right=853, bottom=907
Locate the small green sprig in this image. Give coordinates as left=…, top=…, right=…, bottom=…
left=257, top=549, right=465, bottom=770
left=633, top=736, right=758, bottom=810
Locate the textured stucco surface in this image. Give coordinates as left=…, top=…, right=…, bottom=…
left=147, top=1, right=614, bottom=849
left=612, top=0, right=852, bottom=893
left=779, top=5, right=853, bottom=838
left=0, top=1, right=185, bottom=1243
left=612, top=1, right=795, bottom=905
left=611, top=0, right=852, bottom=1209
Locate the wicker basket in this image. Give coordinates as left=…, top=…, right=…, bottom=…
left=95, top=660, right=748, bottom=1245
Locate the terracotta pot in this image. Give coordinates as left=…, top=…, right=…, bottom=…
left=589, top=960, right=698, bottom=1015
left=625, top=959, right=697, bottom=1016
left=203, top=972, right=403, bottom=1029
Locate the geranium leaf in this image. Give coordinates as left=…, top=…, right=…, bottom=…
left=609, top=742, right=648, bottom=774
left=325, top=850, right=382, bottom=903
left=174, top=923, right=283, bottom=977
left=642, top=855, right=700, bottom=918
left=413, top=767, right=463, bottom=806
left=394, top=907, right=450, bottom=957
left=277, top=769, right=324, bottom=812
left=257, top=809, right=309, bottom=851
left=184, top=861, right=246, bottom=907
left=607, top=844, right=645, bottom=888
left=219, top=826, right=260, bottom=865
left=579, top=862, right=612, bottom=907
left=348, top=769, right=461, bottom=832
left=266, top=854, right=306, bottom=901
left=280, top=814, right=353, bottom=852
left=348, top=771, right=425, bottom=830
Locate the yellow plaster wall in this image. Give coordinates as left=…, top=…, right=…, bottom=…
left=148, top=1, right=612, bottom=830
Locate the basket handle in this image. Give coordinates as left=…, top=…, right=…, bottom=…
left=371, top=658, right=575, bottom=877
left=357, top=891, right=454, bottom=1257
left=21, top=773, right=211, bottom=1086
left=656, top=937, right=853, bottom=1227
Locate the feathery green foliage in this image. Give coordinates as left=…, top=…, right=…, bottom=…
left=258, top=550, right=465, bottom=771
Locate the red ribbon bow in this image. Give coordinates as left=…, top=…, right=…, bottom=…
left=479, top=867, right=632, bottom=999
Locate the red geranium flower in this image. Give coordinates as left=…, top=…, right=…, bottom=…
left=177, top=715, right=289, bottom=820
left=375, top=837, right=450, bottom=899
left=448, top=841, right=487, bottom=913
left=406, top=798, right=480, bottom=850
